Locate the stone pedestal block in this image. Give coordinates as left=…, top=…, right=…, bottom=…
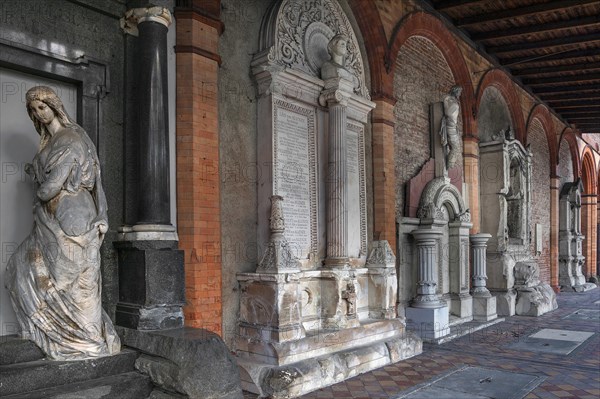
left=450, top=293, right=473, bottom=320
left=493, top=289, right=516, bottom=317
left=473, top=296, right=498, bottom=321
left=406, top=306, right=450, bottom=339
left=115, top=241, right=185, bottom=330
left=238, top=273, right=305, bottom=342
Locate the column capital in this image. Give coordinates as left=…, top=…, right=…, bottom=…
left=469, top=233, right=492, bottom=246
left=319, top=77, right=354, bottom=107
left=121, top=6, right=172, bottom=36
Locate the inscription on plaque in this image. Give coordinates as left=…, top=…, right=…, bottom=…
left=275, top=106, right=313, bottom=258
left=347, top=127, right=360, bottom=258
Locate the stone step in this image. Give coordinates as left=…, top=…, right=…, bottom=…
left=0, top=349, right=138, bottom=396
left=3, top=371, right=154, bottom=399
left=0, top=336, right=44, bottom=365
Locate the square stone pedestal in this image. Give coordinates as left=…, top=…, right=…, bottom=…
left=473, top=296, right=498, bottom=322
left=406, top=306, right=450, bottom=340
left=492, top=289, right=516, bottom=317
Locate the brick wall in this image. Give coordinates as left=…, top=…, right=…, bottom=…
left=528, top=118, right=551, bottom=284
left=558, top=138, right=574, bottom=187
left=394, top=36, right=459, bottom=217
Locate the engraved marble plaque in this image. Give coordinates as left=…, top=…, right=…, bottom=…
left=274, top=101, right=317, bottom=259
left=347, top=123, right=367, bottom=259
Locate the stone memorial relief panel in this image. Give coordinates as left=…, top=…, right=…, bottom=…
left=273, top=98, right=317, bottom=261
left=347, top=123, right=367, bottom=259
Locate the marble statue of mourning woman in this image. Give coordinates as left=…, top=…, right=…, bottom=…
left=5, top=86, right=120, bottom=360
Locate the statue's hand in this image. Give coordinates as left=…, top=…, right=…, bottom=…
left=93, top=219, right=108, bottom=235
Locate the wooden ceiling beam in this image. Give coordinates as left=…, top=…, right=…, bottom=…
left=565, top=115, right=600, bottom=120
left=524, top=73, right=600, bottom=86
left=487, top=33, right=600, bottom=55
left=539, top=91, right=600, bottom=101
left=470, top=15, right=600, bottom=41
left=560, top=108, right=600, bottom=114
left=435, top=0, right=488, bottom=11
left=547, top=97, right=600, bottom=104
left=553, top=103, right=600, bottom=110
left=512, top=62, right=600, bottom=77
left=499, top=48, right=600, bottom=66
left=455, top=0, right=600, bottom=27
left=533, top=83, right=600, bottom=94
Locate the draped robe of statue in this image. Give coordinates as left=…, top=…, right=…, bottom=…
left=5, top=89, right=120, bottom=360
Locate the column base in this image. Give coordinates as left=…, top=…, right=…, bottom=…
left=118, top=224, right=178, bottom=241
left=406, top=306, right=449, bottom=339
left=473, top=296, right=498, bottom=322
left=114, top=240, right=185, bottom=330
left=116, top=303, right=184, bottom=330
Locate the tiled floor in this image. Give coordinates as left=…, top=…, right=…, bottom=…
left=244, top=287, right=600, bottom=399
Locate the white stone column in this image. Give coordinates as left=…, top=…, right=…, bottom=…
left=406, top=228, right=449, bottom=340
left=320, top=79, right=353, bottom=267
left=411, top=229, right=444, bottom=308
left=470, top=233, right=492, bottom=297
left=470, top=233, right=497, bottom=321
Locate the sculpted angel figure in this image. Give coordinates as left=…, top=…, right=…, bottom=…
left=5, top=86, right=120, bottom=360
left=439, top=85, right=463, bottom=168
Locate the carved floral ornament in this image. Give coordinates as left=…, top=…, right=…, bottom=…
left=417, top=177, right=470, bottom=222
left=259, top=0, right=369, bottom=99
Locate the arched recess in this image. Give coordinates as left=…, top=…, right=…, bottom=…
left=348, top=0, right=391, bottom=100
left=581, top=148, right=598, bottom=278
left=387, top=11, right=476, bottom=136
left=526, top=104, right=558, bottom=177
left=476, top=69, right=526, bottom=144
left=477, top=86, right=514, bottom=143
left=558, top=127, right=581, bottom=180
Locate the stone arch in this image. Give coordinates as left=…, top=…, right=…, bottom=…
left=581, top=148, right=597, bottom=278
left=387, top=11, right=476, bottom=137
left=349, top=0, right=390, bottom=100
left=558, top=127, right=581, bottom=179
left=417, top=177, right=470, bottom=222
left=526, top=104, right=558, bottom=178
left=475, top=69, right=526, bottom=143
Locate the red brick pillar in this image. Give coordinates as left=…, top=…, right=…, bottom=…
left=550, top=176, right=560, bottom=292
left=372, top=97, right=397, bottom=254
left=174, top=4, right=223, bottom=334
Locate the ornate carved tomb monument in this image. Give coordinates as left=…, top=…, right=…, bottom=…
left=398, top=87, right=497, bottom=342
left=236, top=0, right=422, bottom=397
left=559, top=180, right=595, bottom=292
left=479, top=136, right=557, bottom=316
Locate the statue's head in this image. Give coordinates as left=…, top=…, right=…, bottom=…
left=25, top=86, right=73, bottom=137
left=327, top=34, right=349, bottom=61
left=450, top=85, right=462, bottom=98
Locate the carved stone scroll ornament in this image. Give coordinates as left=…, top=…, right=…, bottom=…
left=417, top=177, right=470, bottom=222
left=259, top=0, right=369, bottom=99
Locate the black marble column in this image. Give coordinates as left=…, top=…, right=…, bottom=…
left=116, top=7, right=184, bottom=331
left=137, top=19, right=170, bottom=225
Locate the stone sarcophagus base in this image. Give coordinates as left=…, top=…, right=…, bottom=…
left=236, top=242, right=422, bottom=398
